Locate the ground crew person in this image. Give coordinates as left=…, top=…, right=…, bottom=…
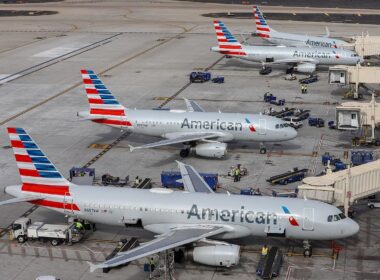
left=301, top=84, right=306, bottom=93
left=149, top=257, right=156, bottom=272
left=75, top=220, right=84, bottom=231
left=261, top=244, right=269, bottom=256
left=234, top=167, right=241, bottom=182
left=304, top=84, right=308, bottom=94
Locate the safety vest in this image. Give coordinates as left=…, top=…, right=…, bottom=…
left=262, top=247, right=268, bottom=256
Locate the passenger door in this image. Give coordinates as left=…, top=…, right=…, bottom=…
left=259, top=118, right=266, bottom=135
left=302, top=208, right=314, bottom=231
left=63, top=193, right=74, bottom=215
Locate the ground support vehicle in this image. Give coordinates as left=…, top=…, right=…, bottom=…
left=11, top=218, right=83, bottom=246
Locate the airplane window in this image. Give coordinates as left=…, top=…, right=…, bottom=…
left=284, top=123, right=289, bottom=127
left=333, top=215, right=340, bottom=221
left=327, top=215, right=333, bottom=222
left=339, top=213, right=346, bottom=219
left=276, top=124, right=279, bottom=129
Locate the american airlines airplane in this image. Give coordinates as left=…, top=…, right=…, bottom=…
left=1, top=127, right=360, bottom=271
left=211, top=20, right=362, bottom=74
left=77, top=69, right=297, bottom=156
left=253, top=5, right=349, bottom=49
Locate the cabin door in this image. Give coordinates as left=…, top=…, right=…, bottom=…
left=302, top=208, right=314, bottom=231
left=259, top=118, right=266, bottom=135
left=63, top=193, right=74, bottom=215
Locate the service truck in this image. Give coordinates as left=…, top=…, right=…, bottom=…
left=11, top=218, right=83, bottom=246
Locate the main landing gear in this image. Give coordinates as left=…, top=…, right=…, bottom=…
left=259, top=143, right=267, bottom=154
left=303, top=240, right=312, bottom=257
left=259, top=62, right=272, bottom=75
left=180, top=148, right=190, bottom=158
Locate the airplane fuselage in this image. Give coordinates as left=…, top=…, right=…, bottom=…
left=263, top=31, right=349, bottom=49
left=5, top=184, right=359, bottom=241
left=217, top=45, right=361, bottom=66
left=81, top=109, right=297, bottom=143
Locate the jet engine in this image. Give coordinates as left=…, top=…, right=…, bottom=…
left=191, top=245, right=240, bottom=267
left=191, top=142, right=227, bottom=158
left=296, top=63, right=316, bottom=74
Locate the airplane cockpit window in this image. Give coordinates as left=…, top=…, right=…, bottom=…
left=333, top=215, right=340, bottom=221
left=327, top=215, right=333, bottom=222
left=275, top=124, right=280, bottom=129
left=351, top=54, right=359, bottom=57
left=339, top=213, right=346, bottom=219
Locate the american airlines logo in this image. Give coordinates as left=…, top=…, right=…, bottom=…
left=305, top=39, right=336, bottom=48
left=181, top=118, right=243, bottom=131
left=293, top=50, right=331, bottom=59
left=245, top=118, right=256, bottom=132
left=187, top=204, right=278, bottom=224
left=282, top=206, right=299, bottom=226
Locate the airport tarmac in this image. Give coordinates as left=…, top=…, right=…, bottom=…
left=0, top=0, right=379, bottom=279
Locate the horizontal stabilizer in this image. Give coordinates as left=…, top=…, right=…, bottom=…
left=0, top=195, right=44, bottom=206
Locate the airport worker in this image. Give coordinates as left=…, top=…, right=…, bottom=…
left=261, top=244, right=269, bottom=256
left=233, top=168, right=239, bottom=182
left=75, top=221, right=84, bottom=231
left=305, top=84, right=308, bottom=93
left=149, top=257, right=156, bottom=272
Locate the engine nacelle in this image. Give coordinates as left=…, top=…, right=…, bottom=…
left=192, top=142, right=227, bottom=158
left=192, top=245, right=240, bottom=267
left=296, top=63, right=316, bottom=74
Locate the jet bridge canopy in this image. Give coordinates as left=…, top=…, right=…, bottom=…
left=298, top=160, right=380, bottom=215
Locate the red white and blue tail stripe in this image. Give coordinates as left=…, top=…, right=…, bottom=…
left=7, top=127, right=72, bottom=197
left=253, top=5, right=272, bottom=39
left=213, top=20, right=247, bottom=57
left=81, top=69, right=132, bottom=128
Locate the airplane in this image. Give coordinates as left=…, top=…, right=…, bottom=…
left=1, top=127, right=360, bottom=271
left=77, top=69, right=297, bottom=156
left=253, top=5, right=350, bottom=49
left=210, top=20, right=362, bottom=75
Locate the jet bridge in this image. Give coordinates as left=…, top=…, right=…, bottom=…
left=329, top=64, right=380, bottom=99
left=349, top=34, right=380, bottom=57
left=335, top=94, right=380, bottom=144
left=298, top=160, right=380, bottom=215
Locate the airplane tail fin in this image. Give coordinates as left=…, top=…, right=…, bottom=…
left=80, top=69, right=132, bottom=128
left=213, top=20, right=247, bottom=57
left=7, top=127, right=73, bottom=196
left=324, top=26, right=330, bottom=37
left=253, top=5, right=273, bottom=38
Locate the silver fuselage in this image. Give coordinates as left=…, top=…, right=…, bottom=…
left=80, top=109, right=297, bottom=143
left=5, top=185, right=359, bottom=241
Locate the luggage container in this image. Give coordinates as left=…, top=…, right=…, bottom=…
left=161, top=171, right=217, bottom=190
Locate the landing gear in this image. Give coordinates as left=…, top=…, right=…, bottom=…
left=259, top=143, right=267, bottom=154
left=303, top=240, right=312, bottom=257
left=259, top=66, right=272, bottom=75
left=179, top=148, right=190, bottom=158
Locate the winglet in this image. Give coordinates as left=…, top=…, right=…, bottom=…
left=128, top=144, right=135, bottom=152
left=87, top=261, right=103, bottom=273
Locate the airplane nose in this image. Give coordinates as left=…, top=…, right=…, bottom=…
left=286, top=128, right=298, bottom=140
left=349, top=219, right=360, bottom=236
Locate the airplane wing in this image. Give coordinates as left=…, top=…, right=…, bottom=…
left=129, top=133, right=219, bottom=151
left=184, top=98, right=205, bottom=112
left=176, top=161, right=214, bottom=193
left=88, top=225, right=227, bottom=272
left=0, top=196, right=44, bottom=206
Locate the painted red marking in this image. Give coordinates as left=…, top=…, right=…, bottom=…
left=220, top=51, right=247, bottom=56
left=22, top=183, right=70, bottom=196
left=219, top=45, right=242, bottom=49
left=86, top=88, right=98, bottom=94
left=257, top=27, right=270, bottom=32
left=88, top=98, right=104, bottom=104
left=83, top=78, right=93, bottom=84
left=217, top=39, right=228, bottom=42
left=7, top=128, right=17, bottom=134
left=11, top=140, right=24, bottom=148
left=15, top=154, right=32, bottom=163
left=19, top=169, right=40, bottom=177
left=93, top=119, right=132, bottom=127
left=259, top=34, right=270, bottom=38
left=249, top=125, right=256, bottom=132
left=80, top=69, right=88, bottom=74
left=289, top=216, right=299, bottom=226
left=90, top=108, right=125, bottom=116
left=32, top=199, right=79, bottom=211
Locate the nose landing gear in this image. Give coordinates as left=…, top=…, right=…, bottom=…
left=259, top=143, right=267, bottom=154
left=303, top=240, right=312, bottom=257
